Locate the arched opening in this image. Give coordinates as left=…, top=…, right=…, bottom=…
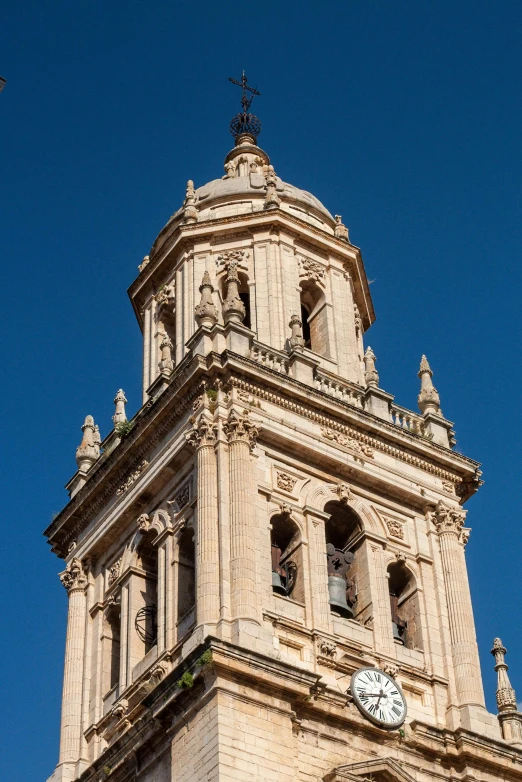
left=177, top=527, right=196, bottom=637
left=301, top=303, right=311, bottom=348
left=220, top=271, right=251, bottom=330
left=387, top=561, right=422, bottom=650
left=270, top=512, right=303, bottom=602
left=135, top=533, right=158, bottom=655
left=300, top=281, right=329, bottom=356
left=103, top=602, right=121, bottom=695
left=324, top=502, right=363, bottom=620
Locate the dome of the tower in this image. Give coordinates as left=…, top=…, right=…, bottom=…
left=151, top=136, right=338, bottom=256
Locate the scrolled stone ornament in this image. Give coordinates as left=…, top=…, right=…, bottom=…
left=430, top=500, right=468, bottom=542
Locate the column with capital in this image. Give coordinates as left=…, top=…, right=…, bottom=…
left=430, top=501, right=484, bottom=707
left=58, top=558, right=89, bottom=771
left=224, top=409, right=259, bottom=624
left=187, top=413, right=220, bottom=627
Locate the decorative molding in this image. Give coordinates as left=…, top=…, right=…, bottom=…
left=173, top=482, right=190, bottom=512
left=276, top=471, right=298, bottom=493
left=316, top=637, right=337, bottom=659
left=381, top=661, right=400, bottom=679
left=229, top=376, right=467, bottom=484
left=116, top=460, right=150, bottom=496
left=216, top=249, right=249, bottom=272
left=297, top=254, right=325, bottom=283
left=186, top=416, right=218, bottom=448
left=107, top=557, right=122, bottom=586
left=321, top=427, right=374, bottom=458
left=384, top=516, right=405, bottom=540
left=59, top=558, right=88, bottom=593
left=429, top=501, right=467, bottom=542
left=223, top=410, right=258, bottom=450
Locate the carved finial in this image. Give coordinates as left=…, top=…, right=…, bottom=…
left=222, top=261, right=246, bottom=325
left=112, top=390, right=127, bottom=425
left=334, top=215, right=349, bottom=242
left=76, top=415, right=101, bottom=472
left=264, top=165, right=280, bottom=209
left=363, top=346, right=379, bottom=387
left=418, top=355, right=441, bottom=414
left=183, top=180, right=198, bottom=224
left=492, top=638, right=517, bottom=712
left=159, top=333, right=174, bottom=373
left=195, top=271, right=219, bottom=328
left=288, top=314, right=305, bottom=350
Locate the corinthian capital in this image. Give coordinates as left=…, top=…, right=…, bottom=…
left=223, top=409, right=258, bottom=449
left=186, top=415, right=218, bottom=449
left=430, top=500, right=468, bottom=540
left=59, top=557, right=88, bottom=593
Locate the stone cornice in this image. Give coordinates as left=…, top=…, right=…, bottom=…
left=128, top=207, right=374, bottom=331
left=45, top=347, right=481, bottom=558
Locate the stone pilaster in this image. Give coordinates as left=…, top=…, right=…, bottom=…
left=430, top=501, right=484, bottom=707
left=187, top=414, right=220, bottom=627
left=58, top=558, right=88, bottom=769
left=369, top=542, right=396, bottom=656
left=223, top=410, right=259, bottom=624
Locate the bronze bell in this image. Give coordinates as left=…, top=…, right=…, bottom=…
left=328, top=574, right=354, bottom=618
left=272, top=569, right=287, bottom=596
left=326, top=543, right=355, bottom=619
left=392, top=621, right=405, bottom=644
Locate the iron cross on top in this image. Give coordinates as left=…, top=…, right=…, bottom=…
left=228, top=73, right=260, bottom=113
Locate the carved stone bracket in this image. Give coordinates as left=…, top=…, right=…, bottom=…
left=335, top=483, right=354, bottom=504
left=59, top=558, right=88, bottom=593
left=316, top=636, right=337, bottom=660
left=137, top=513, right=150, bottom=532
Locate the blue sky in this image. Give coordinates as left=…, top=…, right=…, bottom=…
left=1, top=2, right=521, bottom=779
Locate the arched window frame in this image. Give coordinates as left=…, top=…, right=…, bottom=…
left=386, top=557, right=423, bottom=651
left=270, top=510, right=304, bottom=604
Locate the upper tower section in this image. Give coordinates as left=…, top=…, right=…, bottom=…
left=129, top=75, right=375, bottom=401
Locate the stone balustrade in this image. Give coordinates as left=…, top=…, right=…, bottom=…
left=390, top=404, right=425, bottom=434
left=250, top=342, right=289, bottom=374
left=315, top=370, right=365, bottom=408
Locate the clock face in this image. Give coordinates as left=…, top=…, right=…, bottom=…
left=350, top=667, right=407, bottom=729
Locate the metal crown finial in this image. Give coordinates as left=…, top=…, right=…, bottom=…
left=228, top=73, right=262, bottom=142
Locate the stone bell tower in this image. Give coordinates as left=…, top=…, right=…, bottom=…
left=46, top=78, right=522, bottom=782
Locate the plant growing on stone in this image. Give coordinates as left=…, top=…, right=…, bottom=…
left=115, top=420, right=133, bottom=438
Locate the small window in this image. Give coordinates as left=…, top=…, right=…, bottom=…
left=270, top=513, right=303, bottom=602
left=177, top=527, right=196, bottom=621
left=387, top=561, right=422, bottom=650
left=136, top=533, right=158, bottom=653
left=324, top=502, right=362, bottom=621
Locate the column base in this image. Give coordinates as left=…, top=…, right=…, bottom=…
left=46, top=762, right=76, bottom=782
left=459, top=704, right=502, bottom=740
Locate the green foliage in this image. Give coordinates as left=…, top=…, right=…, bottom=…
left=115, top=420, right=133, bottom=438
left=206, top=388, right=218, bottom=401
left=197, top=649, right=213, bottom=667
left=177, top=671, right=194, bottom=689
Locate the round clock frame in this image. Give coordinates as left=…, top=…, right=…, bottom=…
left=350, top=667, right=407, bottom=729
